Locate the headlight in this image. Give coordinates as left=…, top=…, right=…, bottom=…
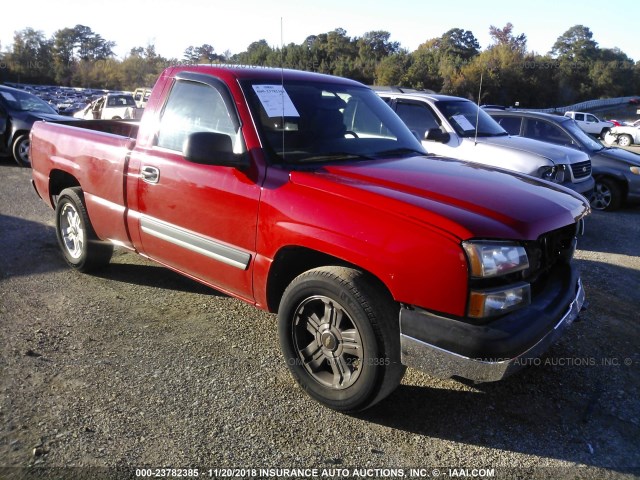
left=631, top=166, right=640, bottom=175
left=539, top=165, right=566, bottom=183
left=462, top=241, right=529, bottom=278
left=468, top=283, right=531, bottom=318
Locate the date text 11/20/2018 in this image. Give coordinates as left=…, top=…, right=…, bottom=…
left=135, top=467, right=497, bottom=478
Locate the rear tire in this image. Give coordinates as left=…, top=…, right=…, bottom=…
left=55, top=187, right=113, bottom=272
left=278, top=266, right=405, bottom=412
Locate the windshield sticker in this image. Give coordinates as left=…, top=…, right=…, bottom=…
left=452, top=114, right=475, bottom=131
left=0, top=92, right=17, bottom=102
left=252, top=85, right=300, bottom=118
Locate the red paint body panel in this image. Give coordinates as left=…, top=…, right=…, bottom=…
left=30, top=66, right=590, bottom=320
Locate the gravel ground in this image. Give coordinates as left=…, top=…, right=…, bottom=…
left=0, top=156, right=639, bottom=480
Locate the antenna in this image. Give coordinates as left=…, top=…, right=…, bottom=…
left=474, top=72, right=483, bottom=146
left=280, top=17, right=285, bottom=158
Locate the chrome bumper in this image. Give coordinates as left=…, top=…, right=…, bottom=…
left=400, top=278, right=585, bottom=382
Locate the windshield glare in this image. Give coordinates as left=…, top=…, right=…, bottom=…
left=242, top=80, right=424, bottom=164
left=436, top=100, right=507, bottom=138
left=0, top=89, right=58, bottom=114
left=564, top=120, right=603, bottom=151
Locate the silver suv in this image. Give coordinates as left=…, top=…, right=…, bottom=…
left=376, top=90, right=594, bottom=196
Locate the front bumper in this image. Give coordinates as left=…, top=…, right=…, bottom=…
left=565, top=175, right=595, bottom=197
left=400, top=266, right=585, bottom=382
left=625, top=170, right=640, bottom=205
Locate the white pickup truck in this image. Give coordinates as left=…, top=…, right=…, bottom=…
left=73, top=93, right=142, bottom=120
left=564, top=111, right=613, bottom=139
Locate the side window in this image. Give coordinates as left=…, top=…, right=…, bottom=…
left=157, top=80, right=237, bottom=152
left=395, top=102, right=440, bottom=137
left=586, top=114, right=597, bottom=123
left=495, top=116, right=522, bottom=135
left=524, top=119, right=574, bottom=146
left=574, top=113, right=585, bottom=122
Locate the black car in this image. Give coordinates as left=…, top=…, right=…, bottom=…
left=487, top=109, right=640, bottom=211
left=0, top=85, right=70, bottom=167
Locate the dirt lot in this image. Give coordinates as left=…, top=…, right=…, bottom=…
left=0, top=157, right=639, bottom=480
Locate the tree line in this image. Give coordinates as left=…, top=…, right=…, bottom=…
left=1, top=23, right=638, bottom=108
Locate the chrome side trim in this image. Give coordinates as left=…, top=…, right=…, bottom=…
left=400, top=279, right=585, bottom=382
left=140, top=216, right=251, bottom=270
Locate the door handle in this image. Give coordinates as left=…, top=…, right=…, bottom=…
left=141, top=166, right=160, bottom=184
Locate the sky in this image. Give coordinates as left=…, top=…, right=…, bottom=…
left=2, top=0, right=639, bottom=62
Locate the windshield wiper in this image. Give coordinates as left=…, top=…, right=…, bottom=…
left=296, top=152, right=374, bottom=163
left=374, top=147, right=425, bottom=157
left=481, top=131, right=509, bottom=137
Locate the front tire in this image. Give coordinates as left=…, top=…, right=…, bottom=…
left=55, top=187, right=113, bottom=272
left=590, top=177, right=622, bottom=211
left=278, top=266, right=405, bottom=412
left=12, top=134, right=30, bottom=167
left=617, top=134, right=633, bottom=147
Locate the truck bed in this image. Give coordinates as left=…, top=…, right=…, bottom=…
left=30, top=119, right=139, bottom=248
left=51, top=119, right=139, bottom=138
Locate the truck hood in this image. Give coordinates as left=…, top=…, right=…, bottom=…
left=291, top=155, right=589, bottom=241
left=476, top=135, right=589, bottom=165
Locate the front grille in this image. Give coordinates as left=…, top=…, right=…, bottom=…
left=570, top=160, right=592, bottom=179
left=524, top=223, right=577, bottom=290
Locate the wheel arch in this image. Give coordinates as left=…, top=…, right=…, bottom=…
left=265, top=246, right=393, bottom=314
left=593, top=171, right=629, bottom=197
left=49, top=169, right=81, bottom=206
left=8, top=127, right=29, bottom=148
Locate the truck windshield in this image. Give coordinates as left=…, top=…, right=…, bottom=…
left=436, top=100, right=507, bottom=138
left=241, top=80, right=425, bottom=164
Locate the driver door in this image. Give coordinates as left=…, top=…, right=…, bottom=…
left=130, top=75, right=261, bottom=301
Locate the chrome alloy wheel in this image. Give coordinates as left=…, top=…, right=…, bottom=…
left=292, top=295, right=364, bottom=389
left=59, top=202, right=85, bottom=259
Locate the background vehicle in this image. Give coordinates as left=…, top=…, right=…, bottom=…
left=132, top=87, right=152, bottom=108
left=73, top=93, right=142, bottom=120
left=564, top=111, right=613, bottom=139
left=604, top=119, right=640, bottom=147
left=0, top=84, right=69, bottom=167
left=376, top=90, right=594, bottom=197
left=31, top=66, right=589, bottom=412
left=488, top=109, right=640, bottom=211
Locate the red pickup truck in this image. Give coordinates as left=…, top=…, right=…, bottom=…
left=31, top=65, right=589, bottom=412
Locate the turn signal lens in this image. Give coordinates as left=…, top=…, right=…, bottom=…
left=469, top=283, right=531, bottom=318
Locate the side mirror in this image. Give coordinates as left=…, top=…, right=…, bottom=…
left=183, top=132, right=249, bottom=169
left=424, top=128, right=450, bottom=143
